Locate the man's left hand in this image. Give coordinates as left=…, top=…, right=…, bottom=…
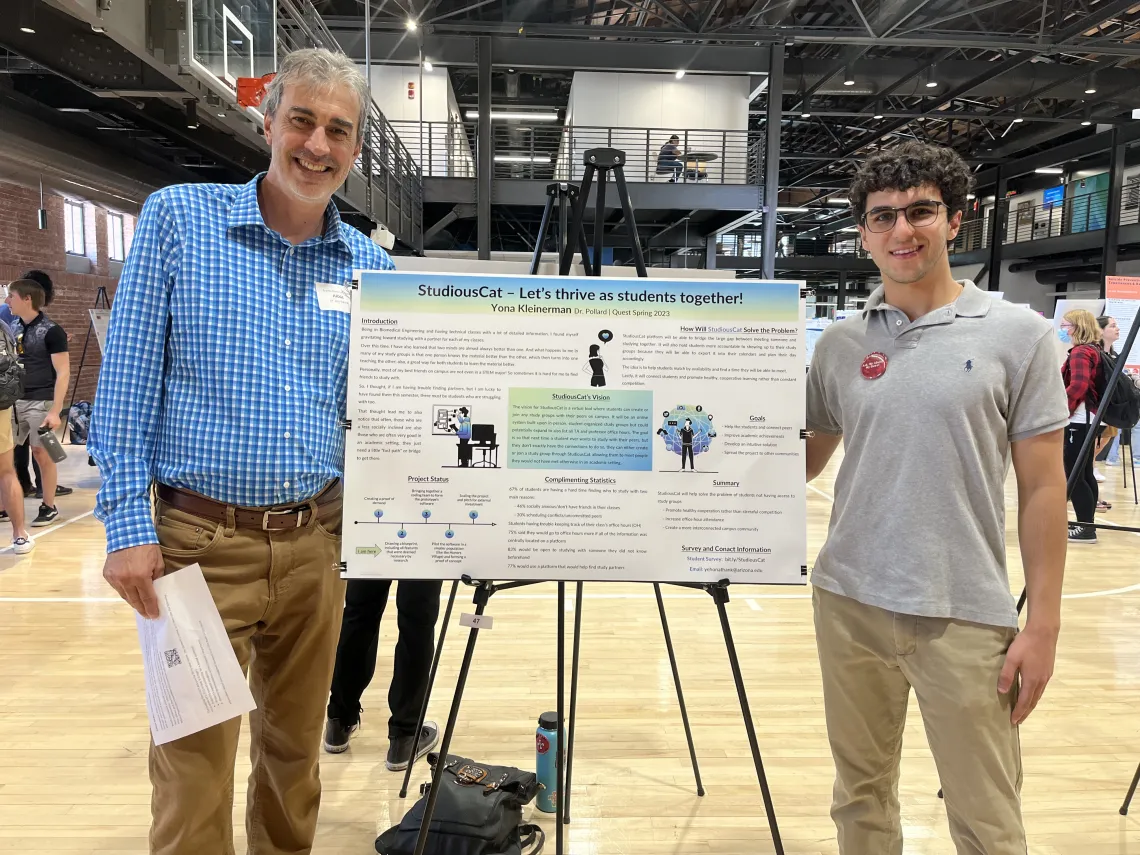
left=40, top=410, right=61, bottom=431
left=998, top=625, right=1058, bottom=725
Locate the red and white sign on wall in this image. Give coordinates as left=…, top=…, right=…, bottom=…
left=407, top=81, right=415, bottom=100
left=1105, top=275, right=1140, bottom=369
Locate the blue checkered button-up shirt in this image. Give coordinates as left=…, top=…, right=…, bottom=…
left=89, top=174, right=394, bottom=552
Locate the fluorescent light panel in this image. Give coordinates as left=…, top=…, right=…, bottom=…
left=494, top=154, right=550, bottom=163
left=1035, top=167, right=1064, bottom=174
left=466, top=110, right=558, bottom=121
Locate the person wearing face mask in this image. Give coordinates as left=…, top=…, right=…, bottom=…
left=1059, top=309, right=1103, bottom=543
left=805, top=142, right=1068, bottom=854
left=87, top=48, right=394, bottom=854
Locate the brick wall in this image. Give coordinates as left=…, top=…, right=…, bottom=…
left=0, top=182, right=134, bottom=406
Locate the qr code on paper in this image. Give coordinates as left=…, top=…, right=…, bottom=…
left=164, top=649, right=181, bottom=668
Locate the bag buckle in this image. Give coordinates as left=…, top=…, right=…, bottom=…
left=456, top=764, right=487, bottom=785
left=262, top=507, right=305, bottom=530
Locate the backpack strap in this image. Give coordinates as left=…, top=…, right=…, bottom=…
left=518, top=824, right=545, bottom=855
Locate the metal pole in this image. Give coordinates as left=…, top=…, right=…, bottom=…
left=476, top=37, right=492, bottom=259
left=986, top=167, right=1008, bottom=290
left=836, top=270, right=847, bottom=311
left=654, top=583, right=705, bottom=796
left=563, top=582, right=584, bottom=823
left=556, top=582, right=566, bottom=855
left=363, top=0, right=372, bottom=218
left=762, top=42, right=784, bottom=280
left=1102, top=127, right=1124, bottom=289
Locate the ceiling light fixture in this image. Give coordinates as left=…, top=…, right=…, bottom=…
left=801, top=95, right=812, bottom=118
left=185, top=99, right=199, bottom=130
left=843, top=64, right=855, bottom=86
left=1035, top=167, right=1064, bottom=174
left=406, top=18, right=418, bottom=31
left=926, top=65, right=939, bottom=88
left=423, top=60, right=433, bottom=72
left=1081, top=106, right=1093, bottom=126
left=494, top=154, right=551, bottom=163
left=675, top=69, right=686, bottom=79
left=777, top=206, right=809, bottom=213
left=18, top=0, right=34, bottom=33
left=465, top=110, right=559, bottom=121
left=873, top=101, right=884, bottom=120
left=1085, top=70, right=1097, bottom=95
left=827, top=197, right=850, bottom=205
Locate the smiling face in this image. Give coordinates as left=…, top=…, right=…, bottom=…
left=857, top=183, right=962, bottom=288
left=263, top=81, right=362, bottom=205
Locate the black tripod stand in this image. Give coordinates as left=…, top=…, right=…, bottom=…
left=531, top=182, right=594, bottom=275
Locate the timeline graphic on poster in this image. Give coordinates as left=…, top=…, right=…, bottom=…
left=341, top=270, right=806, bottom=584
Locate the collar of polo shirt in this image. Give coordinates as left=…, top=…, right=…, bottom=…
left=861, top=279, right=991, bottom=322
left=226, top=172, right=351, bottom=248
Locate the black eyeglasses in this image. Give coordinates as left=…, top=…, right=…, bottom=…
left=860, top=200, right=948, bottom=233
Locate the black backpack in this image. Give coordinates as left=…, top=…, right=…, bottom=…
left=1094, top=348, right=1140, bottom=430
left=375, top=754, right=544, bottom=855
left=0, top=325, right=24, bottom=410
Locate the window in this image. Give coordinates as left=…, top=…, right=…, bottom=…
left=64, top=200, right=85, bottom=256
left=108, top=213, right=125, bottom=261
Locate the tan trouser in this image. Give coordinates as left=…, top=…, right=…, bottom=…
left=149, top=489, right=345, bottom=855
left=812, top=586, right=1026, bottom=855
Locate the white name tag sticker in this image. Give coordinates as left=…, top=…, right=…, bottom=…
left=315, top=282, right=351, bottom=313
left=460, top=613, right=493, bottom=630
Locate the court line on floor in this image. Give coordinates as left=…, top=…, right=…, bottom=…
left=807, top=484, right=834, bottom=503
left=0, top=510, right=95, bottom=555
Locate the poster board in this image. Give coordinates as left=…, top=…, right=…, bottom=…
left=1105, top=276, right=1140, bottom=370
left=341, top=271, right=807, bottom=584
left=89, top=309, right=111, bottom=354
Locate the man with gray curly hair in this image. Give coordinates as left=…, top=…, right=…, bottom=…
left=90, top=47, right=393, bottom=854
left=804, top=142, right=1069, bottom=853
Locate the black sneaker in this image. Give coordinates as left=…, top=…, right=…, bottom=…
left=323, top=717, right=359, bottom=754
left=1068, top=524, right=1097, bottom=544
left=31, top=504, right=58, bottom=527
left=386, top=722, right=439, bottom=772
left=0, top=510, right=8, bottom=522
left=32, top=486, right=72, bottom=499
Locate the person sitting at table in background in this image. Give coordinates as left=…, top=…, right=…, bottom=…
left=656, top=135, right=682, bottom=182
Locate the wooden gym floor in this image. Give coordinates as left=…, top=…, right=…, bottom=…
left=1, top=449, right=1138, bottom=854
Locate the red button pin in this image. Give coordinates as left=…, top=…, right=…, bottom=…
left=861, top=352, right=888, bottom=380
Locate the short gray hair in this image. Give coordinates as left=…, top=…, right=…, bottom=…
left=263, top=47, right=370, bottom=142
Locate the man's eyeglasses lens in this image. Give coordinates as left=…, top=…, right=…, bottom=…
left=864, top=202, right=943, bottom=233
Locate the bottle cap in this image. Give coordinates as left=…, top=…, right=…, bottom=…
left=538, top=711, right=558, bottom=730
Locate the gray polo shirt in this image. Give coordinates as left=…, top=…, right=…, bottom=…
left=807, top=280, right=1068, bottom=628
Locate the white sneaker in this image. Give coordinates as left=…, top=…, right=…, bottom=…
left=1094, top=468, right=1106, bottom=482
left=12, top=535, right=34, bottom=554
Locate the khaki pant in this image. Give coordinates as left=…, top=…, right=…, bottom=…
left=812, top=586, right=1026, bottom=855
left=149, top=488, right=345, bottom=855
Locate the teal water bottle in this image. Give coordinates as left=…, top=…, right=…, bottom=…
left=535, top=711, right=558, bottom=813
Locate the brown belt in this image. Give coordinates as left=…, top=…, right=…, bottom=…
left=155, top=481, right=343, bottom=531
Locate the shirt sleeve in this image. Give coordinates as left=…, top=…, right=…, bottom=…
left=44, top=325, right=68, bottom=354
left=1009, top=329, right=1071, bottom=442
left=88, top=191, right=181, bottom=553
left=806, top=334, right=842, bottom=435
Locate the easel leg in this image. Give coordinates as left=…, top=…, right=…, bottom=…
left=564, top=581, right=584, bottom=823
left=531, top=191, right=556, bottom=275
left=1130, top=437, right=1138, bottom=504
left=399, top=579, right=459, bottom=799
left=655, top=583, right=705, bottom=797
left=556, top=582, right=566, bottom=855
left=1122, top=759, right=1140, bottom=815
left=591, top=169, right=607, bottom=277
left=411, top=581, right=493, bottom=855
left=561, top=166, right=595, bottom=276
left=708, top=582, right=785, bottom=855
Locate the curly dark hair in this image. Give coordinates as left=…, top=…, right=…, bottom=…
left=849, top=142, right=974, bottom=223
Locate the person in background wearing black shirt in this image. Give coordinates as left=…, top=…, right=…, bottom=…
left=6, top=279, right=69, bottom=526
left=16, top=270, right=73, bottom=501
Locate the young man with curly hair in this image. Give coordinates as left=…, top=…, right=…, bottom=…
left=805, top=142, right=1069, bottom=853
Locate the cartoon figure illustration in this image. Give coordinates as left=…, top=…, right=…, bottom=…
left=582, top=344, right=607, bottom=387
left=450, top=406, right=472, bottom=467
left=657, top=404, right=716, bottom=471
left=679, top=418, right=697, bottom=470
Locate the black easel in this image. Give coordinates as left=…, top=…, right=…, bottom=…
left=531, top=182, right=593, bottom=276
left=1122, top=762, right=1140, bottom=814
left=1118, top=428, right=1137, bottom=504
left=936, top=310, right=1140, bottom=803
left=64, top=285, right=110, bottom=442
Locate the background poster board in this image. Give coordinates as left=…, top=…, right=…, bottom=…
left=341, top=270, right=807, bottom=584
left=1105, top=276, right=1140, bottom=370
left=89, top=309, right=111, bottom=354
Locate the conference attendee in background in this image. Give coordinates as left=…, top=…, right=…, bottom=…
left=656, top=134, right=682, bottom=182
left=14, top=270, right=73, bottom=502
left=1060, top=309, right=1105, bottom=544
left=7, top=278, right=70, bottom=527
left=323, top=581, right=442, bottom=771
left=806, top=142, right=1068, bottom=854
left=0, top=304, right=33, bottom=553
left=1093, top=315, right=1121, bottom=486
left=88, top=48, right=393, bottom=855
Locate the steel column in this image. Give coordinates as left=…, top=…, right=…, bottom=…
left=762, top=42, right=783, bottom=280
left=1102, top=127, right=1125, bottom=290
left=476, top=37, right=492, bottom=259
left=836, top=270, right=847, bottom=311
left=986, top=168, right=1007, bottom=291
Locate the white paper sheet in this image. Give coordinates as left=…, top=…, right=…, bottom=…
left=136, top=563, right=256, bottom=746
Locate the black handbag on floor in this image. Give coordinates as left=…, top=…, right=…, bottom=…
left=375, top=753, right=545, bottom=855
